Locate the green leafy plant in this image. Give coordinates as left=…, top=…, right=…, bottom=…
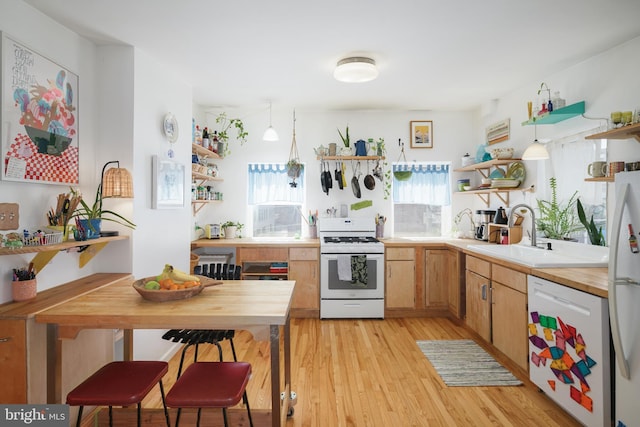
left=70, top=187, right=136, bottom=229
left=215, top=113, right=248, bottom=156
left=535, top=177, right=582, bottom=240
left=221, top=221, right=244, bottom=238
left=337, top=125, right=350, bottom=147
left=577, top=198, right=605, bottom=246
left=376, top=138, right=392, bottom=200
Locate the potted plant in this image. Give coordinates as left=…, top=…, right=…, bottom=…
left=215, top=112, right=248, bottom=157
left=577, top=198, right=605, bottom=246
left=535, top=177, right=582, bottom=240
left=70, top=186, right=136, bottom=239
left=221, top=221, right=243, bottom=239
left=337, top=125, right=351, bottom=155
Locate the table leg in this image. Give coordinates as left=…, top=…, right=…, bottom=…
left=45, top=324, right=62, bottom=404
left=270, top=324, right=280, bottom=427
left=123, top=329, right=134, bottom=361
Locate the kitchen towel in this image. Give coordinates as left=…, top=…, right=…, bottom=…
left=350, top=255, right=368, bottom=287
left=337, top=255, right=352, bottom=281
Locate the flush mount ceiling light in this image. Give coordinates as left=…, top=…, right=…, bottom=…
left=263, top=101, right=279, bottom=142
left=333, top=57, right=378, bottom=83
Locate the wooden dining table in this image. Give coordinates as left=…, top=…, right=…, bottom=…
left=35, top=277, right=296, bottom=427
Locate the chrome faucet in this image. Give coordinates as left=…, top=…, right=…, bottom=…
left=509, top=204, right=536, bottom=247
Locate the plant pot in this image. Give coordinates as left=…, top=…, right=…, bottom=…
left=12, top=279, right=37, bottom=301
left=79, top=219, right=102, bottom=239
left=287, top=164, right=302, bottom=179
left=224, top=226, right=237, bottom=239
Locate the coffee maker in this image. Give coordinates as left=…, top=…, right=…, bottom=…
left=475, top=209, right=496, bottom=241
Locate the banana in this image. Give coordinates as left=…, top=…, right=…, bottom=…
left=164, top=264, right=200, bottom=283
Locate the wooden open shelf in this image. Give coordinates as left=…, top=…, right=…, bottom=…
left=585, top=122, right=640, bottom=143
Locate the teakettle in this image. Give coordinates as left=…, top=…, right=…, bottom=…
left=494, top=206, right=508, bottom=224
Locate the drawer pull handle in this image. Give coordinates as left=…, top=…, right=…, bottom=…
left=0, top=337, right=12, bottom=343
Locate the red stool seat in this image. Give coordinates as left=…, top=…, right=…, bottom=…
left=67, top=361, right=170, bottom=427
left=166, top=362, right=253, bottom=426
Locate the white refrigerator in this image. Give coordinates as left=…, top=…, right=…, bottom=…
left=610, top=171, right=640, bottom=427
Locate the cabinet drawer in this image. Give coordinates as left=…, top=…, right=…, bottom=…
left=386, top=247, right=415, bottom=261
left=289, top=247, right=318, bottom=261
left=238, top=247, right=288, bottom=261
left=492, top=264, right=527, bottom=293
left=466, top=255, right=490, bottom=278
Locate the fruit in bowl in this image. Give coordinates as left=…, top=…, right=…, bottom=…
left=490, top=147, right=514, bottom=159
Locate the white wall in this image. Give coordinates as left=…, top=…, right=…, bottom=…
left=194, top=108, right=475, bottom=236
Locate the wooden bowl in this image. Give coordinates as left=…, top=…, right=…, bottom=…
left=132, top=275, right=222, bottom=302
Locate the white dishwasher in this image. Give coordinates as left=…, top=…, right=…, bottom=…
left=527, top=275, right=611, bottom=427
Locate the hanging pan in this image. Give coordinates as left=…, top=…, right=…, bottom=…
left=364, top=161, right=376, bottom=190
left=335, top=161, right=344, bottom=190
left=351, top=161, right=362, bottom=198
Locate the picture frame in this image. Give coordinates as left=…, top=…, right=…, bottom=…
left=1, top=32, right=80, bottom=184
left=152, top=155, right=185, bottom=209
left=410, top=120, right=433, bottom=149
left=486, top=118, right=510, bottom=145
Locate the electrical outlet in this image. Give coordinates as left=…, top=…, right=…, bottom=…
left=0, top=203, right=20, bottom=230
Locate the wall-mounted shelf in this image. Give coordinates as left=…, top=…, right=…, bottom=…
left=584, top=176, right=614, bottom=183
left=192, top=143, right=222, bottom=159
left=455, top=186, right=535, bottom=207
left=585, top=122, right=640, bottom=143
left=192, top=200, right=222, bottom=215
left=0, top=236, right=128, bottom=273
left=454, top=158, right=520, bottom=178
left=192, top=171, right=223, bottom=186
left=521, top=101, right=585, bottom=126
left=316, top=155, right=385, bottom=161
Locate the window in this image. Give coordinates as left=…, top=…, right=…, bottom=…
left=392, top=162, right=451, bottom=237
left=248, top=163, right=305, bottom=238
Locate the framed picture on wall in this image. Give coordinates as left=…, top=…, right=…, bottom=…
left=1, top=32, right=80, bottom=184
left=410, top=120, right=433, bottom=149
left=152, top=155, right=185, bottom=209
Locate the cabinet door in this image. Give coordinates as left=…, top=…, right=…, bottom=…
left=424, top=250, right=449, bottom=308
left=0, top=319, right=27, bottom=403
left=465, top=270, right=491, bottom=341
left=288, top=260, right=319, bottom=310
left=386, top=260, right=415, bottom=308
left=492, top=281, right=528, bottom=371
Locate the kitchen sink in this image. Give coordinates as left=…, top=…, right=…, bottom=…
left=466, top=240, right=609, bottom=268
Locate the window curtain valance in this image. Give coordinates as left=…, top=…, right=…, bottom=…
left=247, top=163, right=305, bottom=204
left=392, top=162, right=450, bottom=206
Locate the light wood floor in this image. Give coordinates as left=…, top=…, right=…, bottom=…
left=143, top=317, right=581, bottom=427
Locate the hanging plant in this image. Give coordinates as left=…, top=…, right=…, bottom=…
left=287, top=111, right=303, bottom=188
left=214, top=112, right=248, bottom=157
left=393, top=139, right=412, bottom=181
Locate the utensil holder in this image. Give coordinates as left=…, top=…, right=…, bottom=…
left=12, top=279, right=37, bottom=301
left=376, top=223, right=384, bottom=238
left=309, top=225, right=317, bottom=239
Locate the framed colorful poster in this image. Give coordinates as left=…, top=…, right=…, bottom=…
left=152, top=155, right=185, bottom=209
left=410, top=120, right=433, bottom=149
left=1, top=33, right=79, bottom=184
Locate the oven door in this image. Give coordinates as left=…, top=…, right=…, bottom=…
left=320, top=252, right=384, bottom=299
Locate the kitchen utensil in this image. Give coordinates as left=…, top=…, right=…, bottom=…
left=494, top=206, right=508, bottom=224
left=325, top=161, right=333, bottom=190
left=341, top=161, right=347, bottom=188
left=351, top=162, right=362, bottom=198
left=335, top=162, right=344, bottom=189
left=132, top=275, right=222, bottom=302
left=320, top=162, right=328, bottom=194
left=364, top=162, right=375, bottom=190
left=373, top=160, right=383, bottom=181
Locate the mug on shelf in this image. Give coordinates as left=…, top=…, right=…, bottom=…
left=626, top=162, right=640, bottom=172
left=606, top=161, right=626, bottom=177
left=587, top=161, right=606, bottom=177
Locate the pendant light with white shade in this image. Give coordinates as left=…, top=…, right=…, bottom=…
left=263, top=101, right=279, bottom=142
left=522, top=124, right=549, bottom=160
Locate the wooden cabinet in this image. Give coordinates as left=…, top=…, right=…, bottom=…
left=0, top=274, right=127, bottom=404
left=447, top=249, right=464, bottom=318
left=465, top=255, right=491, bottom=341
left=385, top=247, right=415, bottom=309
left=491, top=264, right=528, bottom=371
left=288, top=247, right=319, bottom=315
left=424, top=250, right=449, bottom=309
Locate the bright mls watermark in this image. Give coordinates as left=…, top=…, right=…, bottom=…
left=1, top=405, right=68, bottom=426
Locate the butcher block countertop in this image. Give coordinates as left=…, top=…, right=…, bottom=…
left=190, top=236, right=609, bottom=299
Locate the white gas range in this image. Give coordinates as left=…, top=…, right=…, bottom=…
left=318, top=218, right=385, bottom=319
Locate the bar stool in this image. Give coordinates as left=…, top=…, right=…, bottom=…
left=66, top=361, right=170, bottom=427
left=162, top=329, right=237, bottom=378
left=165, top=361, right=254, bottom=427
